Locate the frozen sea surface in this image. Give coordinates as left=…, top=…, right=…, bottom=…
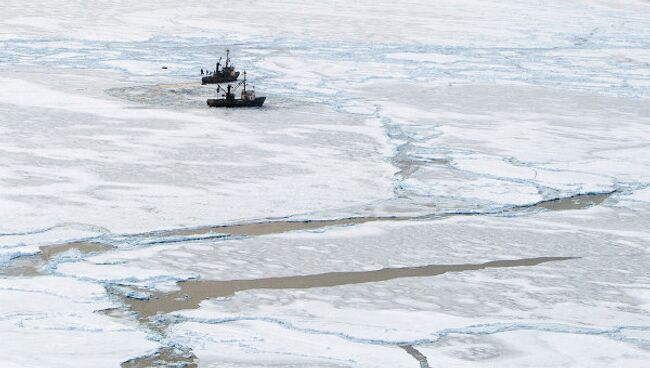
left=1, top=0, right=650, bottom=366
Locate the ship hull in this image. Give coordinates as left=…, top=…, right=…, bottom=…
left=201, top=72, right=240, bottom=85
left=207, top=97, right=266, bottom=108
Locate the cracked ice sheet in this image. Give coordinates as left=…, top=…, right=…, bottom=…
left=166, top=259, right=650, bottom=364
left=363, top=84, right=649, bottom=204
left=1, top=0, right=649, bottom=366
left=0, top=70, right=394, bottom=242
left=167, top=305, right=650, bottom=367
left=3, top=0, right=648, bottom=47
left=225, top=47, right=650, bottom=210
left=1, top=1, right=649, bottom=227
left=0, top=276, right=157, bottom=368
left=50, top=198, right=650, bottom=366
left=162, top=255, right=650, bottom=366
left=55, top=193, right=650, bottom=287
left=168, top=320, right=414, bottom=368
left=0, top=224, right=103, bottom=266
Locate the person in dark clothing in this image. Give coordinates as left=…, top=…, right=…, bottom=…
left=201, top=68, right=204, bottom=75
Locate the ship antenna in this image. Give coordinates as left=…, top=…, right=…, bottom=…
left=226, top=48, right=230, bottom=67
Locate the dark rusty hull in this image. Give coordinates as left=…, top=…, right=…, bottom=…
left=207, top=97, right=266, bottom=108
left=201, top=72, right=240, bottom=85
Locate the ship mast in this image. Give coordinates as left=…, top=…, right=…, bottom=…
left=225, top=48, right=230, bottom=68
left=242, top=71, right=247, bottom=93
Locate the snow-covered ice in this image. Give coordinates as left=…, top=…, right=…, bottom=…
left=1, top=0, right=650, bottom=366
left=0, top=276, right=157, bottom=367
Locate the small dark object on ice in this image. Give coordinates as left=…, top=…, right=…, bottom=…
left=207, top=71, right=265, bottom=108
left=162, top=66, right=168, bottom=69
left=202, top=48, right=240, bottom=85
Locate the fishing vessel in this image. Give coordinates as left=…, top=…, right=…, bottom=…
left=201, top=49, right=240, bottom=84
left=207, top=71, right=266, bottom=108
